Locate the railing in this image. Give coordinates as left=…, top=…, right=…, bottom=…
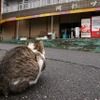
left=3, top=0, right=81, bottom=13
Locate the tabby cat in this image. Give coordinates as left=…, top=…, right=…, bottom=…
left=0, top=41, right=46, bottom=97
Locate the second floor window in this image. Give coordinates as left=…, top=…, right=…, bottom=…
left=47, top=0, right=51, bottom=5
left=18, top=0, right=22, bottom=4
left=25, top=0, right=28, bottom=3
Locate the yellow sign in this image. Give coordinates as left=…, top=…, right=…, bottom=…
left=70, top=8, right=96, bottom=13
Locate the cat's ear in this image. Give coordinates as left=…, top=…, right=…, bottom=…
left=39, top=41, right=45, bottom=55
left=39, top=41, right=44, bottom=48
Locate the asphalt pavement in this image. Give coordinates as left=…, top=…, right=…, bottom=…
left=0, top=43, right=100, bottom=100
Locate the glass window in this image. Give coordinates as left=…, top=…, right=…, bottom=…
left=18, top=0, right=22, bottom=4
left=25, top=0, right=28, bottom=3
left=3, top=0, right=9, bottom=6
left=47, top=0, right=51, bottom=4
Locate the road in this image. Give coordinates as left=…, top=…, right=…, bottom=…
left=0, top=43, right=100, bottom=100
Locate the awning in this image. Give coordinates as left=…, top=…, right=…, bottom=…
left=0, top=7, right=100, bottom=24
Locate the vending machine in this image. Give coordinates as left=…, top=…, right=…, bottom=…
left=91, top=16, right=100, bottom=38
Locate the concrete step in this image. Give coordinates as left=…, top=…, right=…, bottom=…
left=44, top=38, right=100, bottom=52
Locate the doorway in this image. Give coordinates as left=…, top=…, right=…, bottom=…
left=60, top=23, right=80, bottom=38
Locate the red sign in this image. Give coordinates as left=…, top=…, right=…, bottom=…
left=81, top=25, right=90, bottom=33
left=81, top=18, right=91, bottom=38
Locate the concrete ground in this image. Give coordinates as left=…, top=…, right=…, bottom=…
left=0, top=43, right=100, bottom=100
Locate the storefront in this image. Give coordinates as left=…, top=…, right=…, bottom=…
left=60, top=12, right=100, bottom=39
left=1, top=0, right=100, bottom=40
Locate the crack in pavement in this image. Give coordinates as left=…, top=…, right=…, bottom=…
left=46, top=58, right=100, bottom=70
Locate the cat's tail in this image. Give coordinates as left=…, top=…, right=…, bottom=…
left=0, top=75, right=9, bottom=97
left=0, top=83, right=9, bottom=97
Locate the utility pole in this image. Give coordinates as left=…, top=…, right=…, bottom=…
left=16, top=21, right=19, bottom=40
left=51, top=16, right=54, bottom=33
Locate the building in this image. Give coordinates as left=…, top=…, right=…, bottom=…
left=0, top=0, right=1, bottom=20
left=0, top=0, right=2, bottom=40
left=0, top=0, right=100, bottom=40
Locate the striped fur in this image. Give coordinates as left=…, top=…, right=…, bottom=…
left=0, top=41, right=46, bottom=97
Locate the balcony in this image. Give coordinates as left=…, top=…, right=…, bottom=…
left=2, top=0, right=100, bottom=19
left=3, top=0, right=81, bottom=13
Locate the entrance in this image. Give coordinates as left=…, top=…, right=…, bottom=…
left=60, top=23, right=80, bottom=38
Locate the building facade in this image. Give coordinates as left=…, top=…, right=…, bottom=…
left=0, top=0, right=1, bottom=20
left=0, top=0, right=100, bottom=40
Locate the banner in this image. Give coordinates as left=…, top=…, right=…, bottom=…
left=81, top=18, right=91, bottom=38
left=91, top=16, right=100, bottom=38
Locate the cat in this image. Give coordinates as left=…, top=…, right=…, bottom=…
left=0, top=41, right=46, bottom=97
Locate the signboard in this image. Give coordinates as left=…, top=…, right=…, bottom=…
left=91, top=16, right=100, bottom=38
left=81, top=18, right=91, bottom=38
